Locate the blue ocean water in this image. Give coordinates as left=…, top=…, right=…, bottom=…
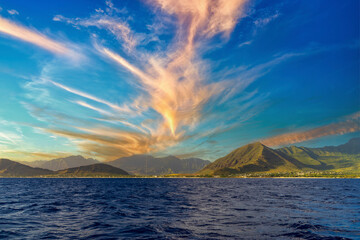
left=0, top=178, right=359, bottom=240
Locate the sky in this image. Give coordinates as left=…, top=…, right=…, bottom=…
left=0, top=0, right=359, bottom=162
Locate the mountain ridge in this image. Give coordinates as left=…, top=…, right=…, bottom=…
left=198, top=138, right=359, bottom=176
left=108, top=155, right=210, bottom=175
left=23, top=155, right=99, bottom=171
left=0, top=159, right=129, bottom=177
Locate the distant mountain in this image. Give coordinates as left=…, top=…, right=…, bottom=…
left=317, top=137, right=360, bottom=154
left=0, top=159, right=53, bottom=177
left=278, top=138, right=360, bottom=173
left=108, top=155, right=210, bottom=175
left=198, top=138, right=360, bottom=176
left=25, top=155, right=99, bottom=171
left=55, top=163, right=129, bottom=177
left=0, top=159, right=129, bottom=177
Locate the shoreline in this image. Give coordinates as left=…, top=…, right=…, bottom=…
left=1, top=176, right=359, bottom=179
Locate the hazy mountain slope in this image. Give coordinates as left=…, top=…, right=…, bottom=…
left=108, top=155, right=210, bottom=175
left=55, top=163, right=129, bottom=177
left=198, top=142, right=304, bottom=175
left=278, top=138, right=360, bottom=172
left=25, top=155, right=99, bottom=171
left=318, top=138, right=360, bottom=154
left=0, top=159, right=53, bottom=177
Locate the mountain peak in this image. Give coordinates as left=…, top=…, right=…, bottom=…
left=319, top=137, right=360, bottom=154
left=25, top=155, right=99, bottom=171
left=109, top=155, right=209, bottom=175
left=347, top=137, right=360, bottom=144
left=198, top=141, right=299, bottom=175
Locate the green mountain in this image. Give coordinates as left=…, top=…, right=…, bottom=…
left=23, top=155, right=99, bottom=171
left=55, top=163, right=129, bottom=177
left=198, top=138, right=360, bottom=176
left=277, top=138, right=360, bottom=173
left=198, top=142, right=305, bottom=175
left=0, top=158, right=53, bottom=177
left=108, top=155, right=210, bottom=175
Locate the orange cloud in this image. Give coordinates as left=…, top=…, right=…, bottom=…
left=43, top=126, right=187, bottom=161
left=1, top=149, right=71, bottom=162
left=0, top=16, right=71, bottom=55
left=261, top=112, right=360, bottom=147
left=21, top=1, right=250, bottom=160
left=100, top=0, right=248, bottom=139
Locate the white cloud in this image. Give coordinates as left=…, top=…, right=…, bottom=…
left=7, top=9, right=19, bottom=15
left=238, top=40, right=252, bottom=48
left=254, top=12, right=280, bottom=27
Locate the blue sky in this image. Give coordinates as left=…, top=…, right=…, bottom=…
left=0, top=0, right=359, bottom=161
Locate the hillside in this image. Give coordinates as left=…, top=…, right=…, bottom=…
left=24, top=155, right=99, bottom=171
left=0, top=159, right=53, bottom=177
left=198, top=138, right=359, bottom=176
left=108, top=155, right=210, bottom=175
left=278, top=138, right=360, bottom=173
left=198, top=142, right=306, bottom=175
left=55, top=163, right=129, bottom=177
left=1, top=159, right=129, bottom=177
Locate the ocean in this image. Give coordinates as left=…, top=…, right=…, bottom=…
left=0, top=178, right=359, bottom=239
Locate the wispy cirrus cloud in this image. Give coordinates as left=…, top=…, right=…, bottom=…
left=254, top=11, right=279, bottom=27
left=41, top=0, right=253, bottom=160
left=0, top=16, right=81, bottom=59
left=261, top=112, right=360, bottom=147
left=38, top=0, right=317, bottom=160
left=100, top=0, right=250, bottom=137
left=7, top=9, right=19, bottom=15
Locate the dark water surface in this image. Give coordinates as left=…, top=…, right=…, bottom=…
left=0, top=178, right=359, bottom=239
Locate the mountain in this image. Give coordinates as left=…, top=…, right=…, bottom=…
left=277, top=138, right=360, bottom=173
left=108, top=155, right=210, bottom=175
left=198, top=142, right=306, bottom=175
left=55, top=163, right=129, bottom=177
left=1, top=159, right=129, bottom=177
left=24, top=155, right=99, bottom=171
left=0, top=159, right=53, bottom=177
left=198, top=138, right=360, bottom=176
left=317, top=137, right=360, bottom=154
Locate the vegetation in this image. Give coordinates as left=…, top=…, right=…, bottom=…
left=1, top=138, right=359, bottom=178
left=196, top=138, right=360, bottom=177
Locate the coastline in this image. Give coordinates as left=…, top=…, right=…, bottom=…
left=1, top=176, right=359, bottom=179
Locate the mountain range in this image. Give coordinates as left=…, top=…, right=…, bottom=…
left=23, top=155, right=99, bottom=171
left=108, top=155, right=211, bottom=175
left=0, top=159, right=53, bottom=176
left=198, top=138, right=360, bottom=176
left=1, top=138, right=359, bottom=177
left=0, top=159, right=129, bottom=177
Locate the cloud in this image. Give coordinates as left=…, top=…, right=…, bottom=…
left=38, top=0, right=302, bottom=160
left=0, top=131, right=22, bottom=145
left=0, top=16, right=81, bottom=59
left=1, top=149, right=71, bottom=161
left=18, top=0, right=307, bottom=160
left=254, top=11, right=279, bottom=27
left=43, top=126, right=186, bottom=160
left=238, top=40, right=252, bottom=48
left=53, top=10, right=138, bottom=52
left=99, top=0, right=249, bottom=137
left=7, top=9, right=19, bottom=15
left=260, top=112, right=360, bottom=147
left=153, top=0, right=248, bottom=38
left=48, top=80, right=130, bottom=113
